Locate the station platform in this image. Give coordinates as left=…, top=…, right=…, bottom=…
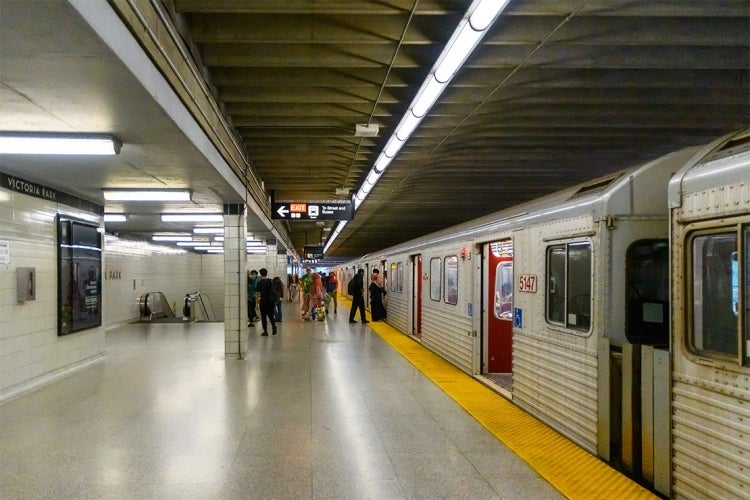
left=0, top=299, right=654, bottom=499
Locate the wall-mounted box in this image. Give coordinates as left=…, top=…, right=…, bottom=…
left=17, top=267, right=36, bottom=302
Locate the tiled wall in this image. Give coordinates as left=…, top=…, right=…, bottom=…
left=1, top=186, right=288, bottom=399
left=103, top=238, right=228, bottom=325
left=0, top=189, right=104, bottom=401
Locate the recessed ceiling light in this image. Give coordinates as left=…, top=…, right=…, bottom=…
left=103, top=189, right=191, bottom=201
left=103, top=214, right=127, bottom=222
left=161, top=213, right=223, bottom=222
left=0, top=132, right=121, bottom=155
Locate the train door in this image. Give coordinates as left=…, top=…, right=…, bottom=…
left=411, top=254, right=422, bottom=336
left=486, top=240, right=513, bottom=378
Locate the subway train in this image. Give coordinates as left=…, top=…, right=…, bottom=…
left=337, top=129, right=750, bottom=499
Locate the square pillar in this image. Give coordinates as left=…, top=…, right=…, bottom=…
left=223, top=204, right=247, bottom=358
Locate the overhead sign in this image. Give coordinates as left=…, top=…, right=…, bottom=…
left=304, top=246, right=324, bottom=259
left=272, top=200, right=353, bottom=221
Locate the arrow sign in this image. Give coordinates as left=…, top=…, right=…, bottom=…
left=276, top=205, right=289, bottom=218
left=271, top=200, right=353, bottom=220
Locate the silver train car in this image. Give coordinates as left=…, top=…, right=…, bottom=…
left=338, top=129, right=750, bottom=498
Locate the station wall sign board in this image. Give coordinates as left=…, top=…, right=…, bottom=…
left=272, top=200, right=353, bottom=221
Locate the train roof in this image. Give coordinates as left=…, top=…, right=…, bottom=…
left=357, top=141, right=718, bottom=261
left=669, top=129, right=750, bottom=209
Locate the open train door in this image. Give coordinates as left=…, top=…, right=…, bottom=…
left=485, top=240, right=513, bottom=382
left=411, top=254, right=422, bottom=336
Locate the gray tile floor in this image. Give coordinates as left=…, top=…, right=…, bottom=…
left=0, top=302, right=562, bottom=499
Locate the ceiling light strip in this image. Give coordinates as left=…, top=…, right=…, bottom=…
left=0, top=132, right=121, bottom=155
left=328, top=0, right=508, bottom=253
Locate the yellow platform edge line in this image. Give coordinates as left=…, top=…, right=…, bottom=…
left=343, top=299, right=656, bottom=499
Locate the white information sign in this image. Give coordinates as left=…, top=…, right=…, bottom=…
left=0, top=240, right=9, bottom=266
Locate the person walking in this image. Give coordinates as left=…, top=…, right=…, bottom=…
left=348, top=269, right=369, bottom=324
left=255, top=268, right=277, bottom=336
left=247, top=269, right=259, bottom=327
left=272, top=276, right=284, bottom=322
left=300, top=267, right=313, bottom=318
left=369, top=269, right=387, bottom=321
left=326, top=270, right=339, bottom=314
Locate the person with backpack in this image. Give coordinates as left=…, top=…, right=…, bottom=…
left=348, top=269, right=369, bottom=324
left=247, top=269, right=260, bottom=327
left=272, top=276, right=285, bottom=322
left=255, top=268, right=278, bottom=336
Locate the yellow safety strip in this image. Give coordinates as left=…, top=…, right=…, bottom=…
left=345, top=299, right=657, bottom=499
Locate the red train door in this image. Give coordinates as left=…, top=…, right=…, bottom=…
left=487, top=240, right=513, bottom=373
left=413, top=254, right=422, bottom=335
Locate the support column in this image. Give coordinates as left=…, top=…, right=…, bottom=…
left=223, top=204, right=247, bottom=359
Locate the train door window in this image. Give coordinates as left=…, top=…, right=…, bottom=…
left=546, top=242, right=592, bottom=332
left=690, top=231, right=739, bottom=359
left=625, top=240, right=669, bottom=346
left=390, top=263, right=397, bottom=292
left=445, top=255, right=458, bottom=305
left=494, top=262, right=513, bottom=320
left=430, top=257, right=441, bottom=301
left=397, top=262, right=404, bottom=293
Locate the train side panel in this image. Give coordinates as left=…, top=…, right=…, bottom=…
left=670, top=137, right=750, bottom=499
left=511, top=213, right=600, bottom=453
left=417, top=242, right=476, bottom=373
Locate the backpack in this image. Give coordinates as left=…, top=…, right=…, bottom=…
left=347, top=278, right=355, bottom=295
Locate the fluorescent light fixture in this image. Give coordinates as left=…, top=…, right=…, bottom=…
left=103, top=189, right=191, bottom=201
left=366, top=170, right=381, bottom=186
left=434, top=22, right=483, bottom=83
left=412, top=76, right=446, bottom=117
left=176, top=240, right=210, bottom=246
left=161, top=213, right=223, bottom=222
left=206, top=248, right=224, bottom=253
left=469, top=0, right=510, bottom=30
left=373, top=154, right=392, bottom=173
left=384, top=137, right=404, bottom=158
left=193, top=227, right=224, bottom=234
left=0, top=132, right=121, bottom=155
left=327, top=0, right=508, bottom=253
left=103, top=214, right=127, bottom=222
left=152, top=235, right=193, bottom=242
left=395, top=112, right=423, bottom=141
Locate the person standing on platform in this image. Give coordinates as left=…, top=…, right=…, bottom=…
left=369, top=269, right=387, bottom=321
left=272, top=276, right=284, bottom=322
left=348, top=269, right=369, bottom=324
left=326, top=270, right=339, bottom=314
left=247, top=269, right=259, bottom=327
left=300, top=267, right=313, bottom=318
left=255, top=268, right=277, bottom=336
left=309, top=272, right=326, bottom=320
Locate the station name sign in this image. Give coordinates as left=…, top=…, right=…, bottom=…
left=272, top=200, right=353, bottom=221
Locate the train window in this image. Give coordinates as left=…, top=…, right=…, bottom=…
left=690, top=232, right=738, bottom=358
left=397, top=262, right=404, bottom=293
left=494, top=262, right=513, bottom=320
left=546, top=242, right=592, bottom=332
left=625, top=240, right=669, bottom=346
left=390, top=263, right=397, bottom=292
left=430, top=257, right=441, bottom=301
left=445, top=256, right=458, bottom=305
